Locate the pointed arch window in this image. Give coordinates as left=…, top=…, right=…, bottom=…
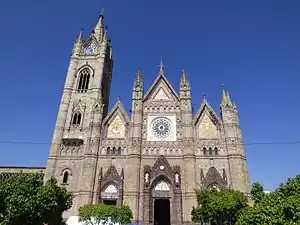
left=209, top=147, right=213, bottom=156
left=106, top=146, right=122, bottom=155
left=72, top=111, right=82, bottom=126
left=214, top=147, right=218, bottom=156
left=77, top=68, right=90, bottom=92
left=62, top=171, right=69, bottom=184
left=203, top=147, right=207, bottom=156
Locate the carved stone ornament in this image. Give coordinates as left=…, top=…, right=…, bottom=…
left=143, top=155, right=181, bottom=190
left=150, top=155, right=174, bottom=183
left=202, top=167, right=227, bottom=188
left=101, top=165, right=122, bottom=189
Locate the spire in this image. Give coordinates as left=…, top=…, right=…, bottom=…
left=75, top=29, right=83, bottom=43
left=222, top=85, right=228, bottom=102
left=180, top=68, right=190, bottom=91
left=226, top=91, right=232, bottom=104
left=158, top=58, right=165, bottom=75
left=133, top=68, right=143, bottom=100
left=180, top=68, right=191, bottom=100
left=72, top=29, right=83, bottom=56
left=221, top=86, right=233, bottom=107
left=93, top=9, right=105, bottom=42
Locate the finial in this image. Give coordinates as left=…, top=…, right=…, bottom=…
left=75, top=28, right=84, bottom=43
left=100, top=8, right=105, bottom=17
left=136, top=67, right=141, bottom=76
left=181, top=68, right=187, bottom=78
left=117, top=96, right=121, bottom=101
left=202, top=93, right=206, bottom=100
left=158, top=58, right=165, bottom=74
left=221, top=84, right=228, bottom=102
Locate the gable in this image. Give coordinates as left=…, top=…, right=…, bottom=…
left=198, top=114, right=219, bottom=139
left=193, top=99, right=222, bottom=139
left=81, top=35, right=99, bottom=55
left=144, top=74, right=179, bottom=102
left=107, top=114, right=126, bottom=139
left=102, top=100, right=130, bottom=139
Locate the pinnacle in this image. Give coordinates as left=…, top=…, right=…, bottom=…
left=180, top=68, right=190, bottom=90
left=158, top=58, right=165, bottom=75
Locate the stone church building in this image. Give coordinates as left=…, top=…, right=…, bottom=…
left=0, top=13, right=250, bottom=225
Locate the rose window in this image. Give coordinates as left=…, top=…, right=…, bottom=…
left=151, top=117, right=172, bottom=138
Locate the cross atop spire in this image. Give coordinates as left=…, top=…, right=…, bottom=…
left=100, top=8, right=105, bottom=17
left=158, top=58, right=165, bottom=75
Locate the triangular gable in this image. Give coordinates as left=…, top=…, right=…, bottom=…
left=144, top=74, right=179, bottom=102
left=203, top=167, right=227, bottom=188
left=81, top=35, right=99, bottom=55
left=102, top=99, right=130, bottom=139
left=150, top=155, right=175, bottom=186
left=193, top=99, right=221, bottom=127
left=193, top=99, right=221, bottom=139
left=101, top=166, right=122, bottom=188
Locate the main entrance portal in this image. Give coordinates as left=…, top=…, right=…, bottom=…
left=154, top=199, right=170, bottom=225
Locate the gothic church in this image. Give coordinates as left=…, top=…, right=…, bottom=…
left=42, top=13, right=251, bottom=225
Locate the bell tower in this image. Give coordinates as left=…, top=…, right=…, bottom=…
left=44, top=12, right=113, bottom=216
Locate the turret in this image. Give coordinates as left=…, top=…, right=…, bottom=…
left=131, top=68, right=144, bottom=153
left=220, top=88, right=241, bottom=145
left=220, top=88, right=250, bottom=194
left=179, top=69, right=193, bottom=147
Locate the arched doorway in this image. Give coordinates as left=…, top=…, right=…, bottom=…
left=152, top=180, right=172, bottom=225
left=143, top=156, right=183, bottom=225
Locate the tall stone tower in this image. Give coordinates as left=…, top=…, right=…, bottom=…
left=44, top=12, right=251, bottom=225
left=44, top=13, right=113, bottom=216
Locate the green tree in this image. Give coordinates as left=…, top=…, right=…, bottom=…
left=251, top=181, right=265, bottom=204
left=191, top=188, right=248, bottom=225
left=0, top=173, right=72, bottom=225
left=79, top=204, right=133, bottom=225
left=236, top=175, right=300, bottom=225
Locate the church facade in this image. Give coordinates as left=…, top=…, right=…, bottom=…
left=43, top=13, right=251, bottom=225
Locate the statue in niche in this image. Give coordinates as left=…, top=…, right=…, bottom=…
left=145, top=172, right=149, bottom=183
left=175, top=173, right=179, bottom=185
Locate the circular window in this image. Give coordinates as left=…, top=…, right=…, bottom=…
left=151, top=117, right=172, bottom=139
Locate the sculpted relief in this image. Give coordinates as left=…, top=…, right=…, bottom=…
left=107, top=115, right=126, bottom=139
left=198, top=114, right=219, bottom=139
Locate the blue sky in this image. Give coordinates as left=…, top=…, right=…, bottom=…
left=0, top=0, right=299, bottom=191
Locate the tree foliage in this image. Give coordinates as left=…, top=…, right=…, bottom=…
left=251, top=181, right=265, bottom=204
left=78, top=204, right=133, bottom=225
left=0, top=173, right=73, bottom=225
left=191, top=188, right=248, bottom=225
left=236, top=175, right=300, bottom=225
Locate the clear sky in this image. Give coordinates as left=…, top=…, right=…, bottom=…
left=0, top=0, right=299, bottom=191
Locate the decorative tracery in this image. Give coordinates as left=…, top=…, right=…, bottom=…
left=151, top=117, right=172, bottom=138
left=72, top=111, right=82, bottom=125
left=77, top=68, right=90, bottom=92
